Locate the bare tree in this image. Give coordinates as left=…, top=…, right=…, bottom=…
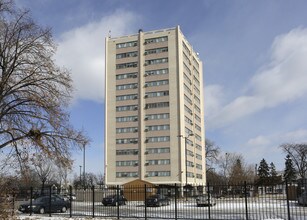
left=218, top=152, right=234, bottom=183
left=280, top=143, right=307, bottom=179
left=96, top=172, right=105, bottom=189
left=0, top=0, right=87, bottom=172
left=73, top=172, right=98, bottom=189
left=0, top=0, right=13, bottom=13
left=205, top=138, right=220, bottom=172
left=56, top=162, right=69, bottom=191
left=218, top=152, right=255, bottom=184
left=31, top=154, right=55, bottom=194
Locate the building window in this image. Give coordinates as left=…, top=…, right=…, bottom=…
left=145, top=102, right=169, bottom=109
left=183, top=63, right=191, bottom=75
left=145, top=58, right=168, bottom=65
left=116, top=41, right=137, bottom=49
left=116, top=105, right=138, bottom=112
left=195, top=115, right=201, bottom=123
left=146, top=124, right=170, bottom=131
left=196, top=153, right=202, bottom=160
left=145, top=36, right=168, bottom=44
left=147, top=171, right=170, bottom=177
left=116, top=138, right=138, bottom=144
left=146, top=147, right=170, bottom=154
left=193, top=57, right=200, bottom=68
left=195, top=124, right=201, bottom=132
left=185, top=116, right=193, bottom=125
left=195, top=134, right=202, bottom=141
left=184, top=105, right=193, bottom=115
left=194, top=85, right=200, bottom=95
left=116, top=127, right=138, bottom=133
left=187, top=150, right=194, bottom=157
left=186, top=139, right=193, bottom=146
left=185, top=127, right=193, bottom=136
left=116, top=83, right=137, bottom=90
left=196, top=164, right=202, bottom=170
left=116, top=62, right=138, bottom=69
left=193, top=67, right=200, bottom=77
left=116, top=149, right=138, bottom=155
left=145, top=68, right=168, bottom=76
left=116, top=172, right=138, bottom=178
left=195, top=134, right=201, bottom=141
left=146, top=159, right=170, bottom=165
left=147, top=136, right=170, bottom=143
left=145, top=47, right=168, bottom=55
left=116, top=72, right=137, bottom=80
left=116, top=51, right=138, bottom=59
left=195, top=105, right=201, bottom=113
left=183, top=51, right=190, bottom=63
left=184, top=95, right=192, bottom=105
left=184, top=84, right=192, bottom=94
left=194, top=95, right=200, bottom=104
left=116, top=94, right=138, bottom=101
left=196, top=144, right=202, bottom=151
left=187, top=172, right=194, bottom=178
left=184, top=73, right=192, bottom=85
left=196, top=174, right=203, bottom=179
left=182, top=42, right=190, bottom=54
left=194, top=76, right=200, bottom=86
left=116, top=160, right=138, bottom=167
left=146, top=80, right=169, bottom=87
left=116, top=116, right=138, bottom=122
left=146, top=91, right=169, bottom=98
left=187, top=161, right=194, bottom=167
left=145, top=113, right=169, bottom=120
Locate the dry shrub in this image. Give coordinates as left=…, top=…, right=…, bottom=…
left=0, top=179, right=16, bottom=219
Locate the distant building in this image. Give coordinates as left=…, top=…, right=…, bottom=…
left=105, top=26, right=205, bottom=186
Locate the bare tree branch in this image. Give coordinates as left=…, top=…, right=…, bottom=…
left=0, top=0, right=88, bottom=173
left=280, top=143, right=307, bottom=179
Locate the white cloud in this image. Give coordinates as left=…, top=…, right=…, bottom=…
left=204, top=85, right=224, bottom=118
left=207, top=27, right=307, bottom=129
left=55, top=10, right=139, bottom=103
left=243, top=129, right=307, bottom=168
left=247, top=135, right=271, bottom=148
left=283, top=129, right=307, bottom=142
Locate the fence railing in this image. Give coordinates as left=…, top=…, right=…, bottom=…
left=7, top=181, right=307, bottom=220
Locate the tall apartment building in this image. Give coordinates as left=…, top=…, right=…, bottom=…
left=105, top=26, right=205, bottom=186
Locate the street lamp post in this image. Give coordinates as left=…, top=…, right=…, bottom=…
left=178, top=133, right=194, bottom=201
left=79, top=165, right=82, bottom=184
left=83, top=143, right=86, bottom=189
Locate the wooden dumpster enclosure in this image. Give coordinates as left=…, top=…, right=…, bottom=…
left=123, top=179, right=156, bottom=201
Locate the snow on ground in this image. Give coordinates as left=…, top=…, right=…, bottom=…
left=17, top=216, right=117, bottom=220
left=17, top=217, right=285, bottom=220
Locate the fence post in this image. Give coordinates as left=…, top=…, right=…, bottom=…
left=144, top=184, right=147, bottom=220
left=11, top=190, right=15, bottom=217
left=92, top=186, right=95, bottom=218
left=174, top=184, right=177, bottom=220
left=29, top=187, right=33, bottom=216
left=285, top=181, right=291, bottom=220
left=69, top=185, right=72, bottom=218
left=244, top=181, right=249, bottom=220
left=49, top=185, right=52, bottom=217
left=207, top=182, right=211, bottom=220
left=116, top=185, right=120, bottom=219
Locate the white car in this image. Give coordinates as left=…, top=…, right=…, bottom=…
left=196, top=195, right=216, bottom=207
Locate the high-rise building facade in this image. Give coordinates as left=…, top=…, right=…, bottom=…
left=105, top=26, right=205, bottom=186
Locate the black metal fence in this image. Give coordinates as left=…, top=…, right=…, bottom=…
left=9, top=182, right=307, bottom=219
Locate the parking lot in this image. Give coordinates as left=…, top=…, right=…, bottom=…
left=17, top=196, right=307, bottom=220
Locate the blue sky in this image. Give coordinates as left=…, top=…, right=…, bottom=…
left=16, top=0, right=307, bottom=176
